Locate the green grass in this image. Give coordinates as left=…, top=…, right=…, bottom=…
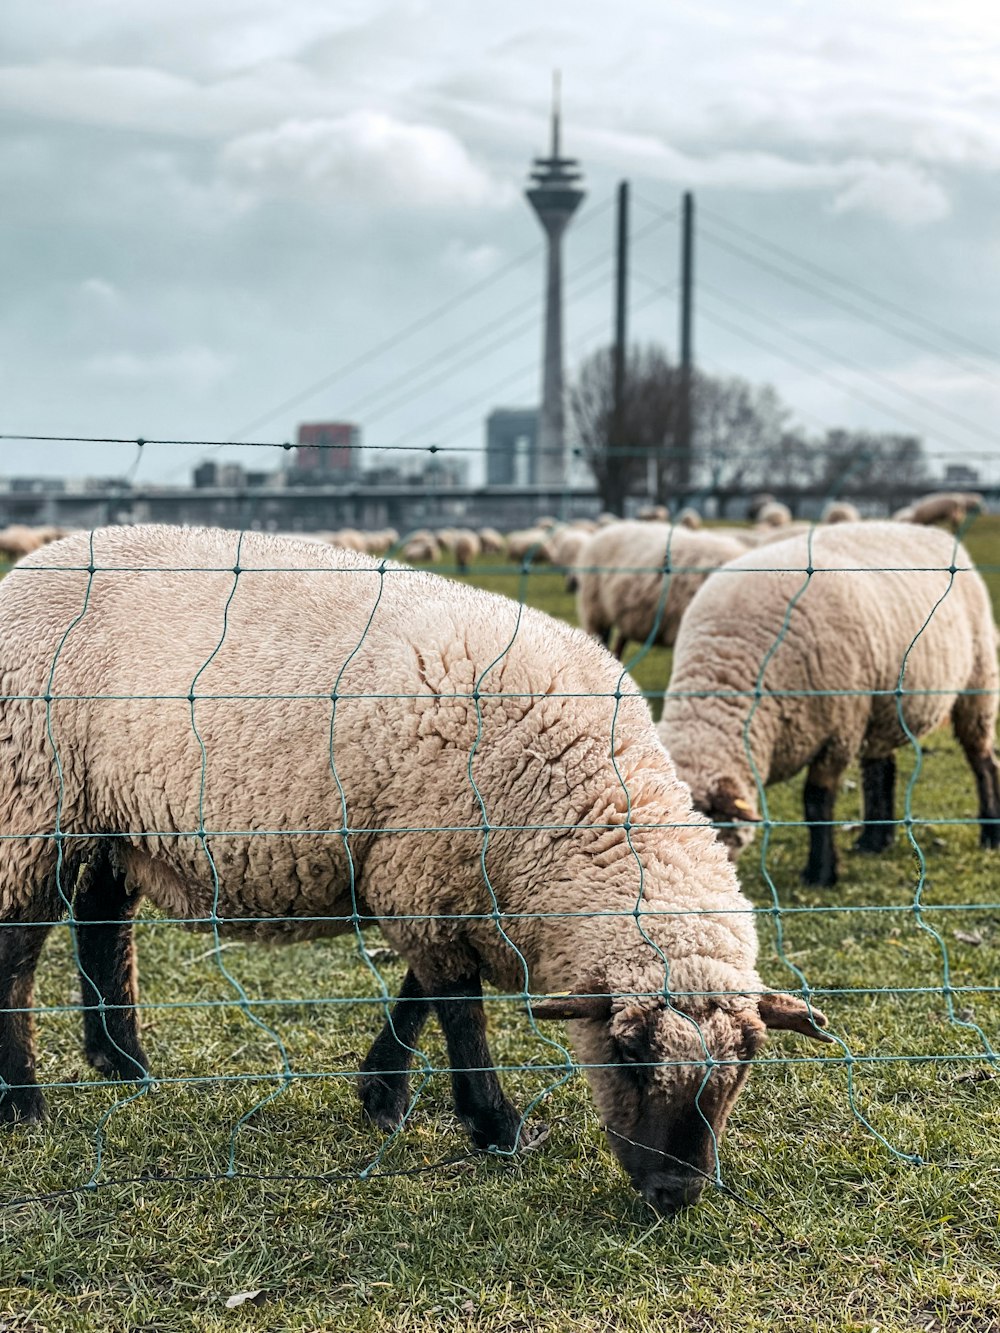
left=2, top=523, right=1000, bottom=1331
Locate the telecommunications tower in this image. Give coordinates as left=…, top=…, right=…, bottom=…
left=525, top=74, right=585, bottom=488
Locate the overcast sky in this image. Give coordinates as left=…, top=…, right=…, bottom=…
left=1, top=0, right=998, bottom=486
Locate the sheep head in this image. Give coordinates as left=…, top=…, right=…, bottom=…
left=693, top=777, right=761, bottom=859
left=531, top=974, right=831, bottom=1216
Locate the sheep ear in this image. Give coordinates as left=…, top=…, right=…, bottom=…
left=758, top=993, right=834, bottom=1043
left=528, top=985, right=613, bottom=1022
left=609, top=1001, right=662, bottom=1059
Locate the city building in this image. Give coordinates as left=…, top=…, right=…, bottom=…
left=294, top=422, right=360, bottom=481
left=485, top=408, right=539, bottom=486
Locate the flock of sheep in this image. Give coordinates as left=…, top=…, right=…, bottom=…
left=0, top=485, right=994, bottom=1217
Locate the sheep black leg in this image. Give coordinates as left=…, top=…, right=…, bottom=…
left=358, top=967, right=431, bottom=1131
left=968, top=750, right=1000, bottom=849
left=854, top=756, right=897, bottom=854
left=73, top=857, right=149, bottom=1082
left=802, top=782, right=838, bottom=887
left=433, top=973, right=524, bottom=1152
left=0, top=921, right=53, bottom=1125
left=951, top=697, right=1000, bottom=849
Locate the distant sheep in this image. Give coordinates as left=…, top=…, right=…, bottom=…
left=505, top=528, right=551, bottom=563
left=543, top=527, right=592, bottom=592
left=0, top=524, right=828, bottom=1215
left=330, top=528, right=367, bottom=553
left=576, top=521, right=747, bottom=658
left=400, top=530, right=440, bottom=563
left=755, top=501, right=793, bottom=528
left=658, top=522, right=999, bottom=886
left=747, top=493, right=776, bottom=522
left=0, top=526, right=48, bottom=562
left=676, top=508, right=702, bottom=530
left=821, top=502, right=861, bottom=524
left=452, top=529, right=481, bottom=573
left=894, top=492, right=984, bottom=532
left=478, top=527, right=507, bottom=556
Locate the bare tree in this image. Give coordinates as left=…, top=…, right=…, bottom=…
left=569, top=346, right=928, bottom=512
left=569, top=344, right=681, bottom=514
left=817, top=430, right=927, bottom=493
left=694, top=374, right=794, bottom=490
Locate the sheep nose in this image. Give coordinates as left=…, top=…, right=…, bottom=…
left=640, top=1171, right=706, bottom=1216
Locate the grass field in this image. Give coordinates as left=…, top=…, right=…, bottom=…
left=2, top=520, right=999, bottom=1332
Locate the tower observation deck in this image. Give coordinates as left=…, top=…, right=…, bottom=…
left=525, top=76, right=585, bottom=489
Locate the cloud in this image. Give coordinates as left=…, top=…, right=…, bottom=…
left=78, top=277, right=122, bottom=307
left=84, top=345, right=234, bottom=391
left=831, top=161, right=951, bottom=227
left=0, top=58, right=335, bottom=139
left=221, top=111, right=512, bottom=209
left=441, top=240, right=503, bottom=276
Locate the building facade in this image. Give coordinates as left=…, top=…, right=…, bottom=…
left=486, top=407, right=539, bottom=486
left=294, top=422, right=361, bottom=480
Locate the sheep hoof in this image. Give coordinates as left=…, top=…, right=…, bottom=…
left=85, top=1045, right=150, bottom=1082
left=358, top=1073, right=409, bottom=1132
left=980, top=822, right=1000, bottom=850
left=465, top=1101, right=526, bottom=1154
left=800, top=866, right=838, bottom=888
left=0, top=1088, right=46, bottom=1126
left=852, top=831, right=895, bottom=855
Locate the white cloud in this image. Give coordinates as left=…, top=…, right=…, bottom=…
left=221, top=112, right=511, bottom=209
left=78, top=277, right=122, bottom=306
left=441, top=239, right=503, bottom=276
left=84, top=345, right=234, bottom=391
left=0, top=59, right=336, bottom=139
left=831, top=161, right=951, bottom=227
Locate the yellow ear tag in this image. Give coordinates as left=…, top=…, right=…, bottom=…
left=732, top=799, right=753, bottom=813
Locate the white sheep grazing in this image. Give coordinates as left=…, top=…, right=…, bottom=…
left=478, top=527, right=507, bottom=556
left=746, top=493, right=776, bottom=522
left=400, top=531, right=440, bottom=563
left=432, top=528, right=457, bottom=553
left=0, top=525, right=829, bottom=1213
left=0, top=526, right=48, bottom=562
left=576, top=521, right=747, bottom=658
left=899, top=492, right=984, bottom=532
left=505, top=528, right=551, bottom=563
left=755, top=501, right=793, bottom=528
left=658, top=521, right=1000, bottom=887
left=451, top=529, right=481, bottom=573
left=676, top=508, right=702, bottom=530
left=542, top=527, right=591, bottom=592
left=752, top=520, right=812, bottom=547
left=821, top=502, right=861, bottom=524
left=364, top=531, right=395, bottom=557
left=333, top=528, right=368, bottom=553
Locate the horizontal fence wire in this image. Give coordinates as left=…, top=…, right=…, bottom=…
left=0, top=445, right=997, bottom=1219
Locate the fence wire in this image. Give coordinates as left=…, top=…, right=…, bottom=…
left=0, top=461, right=997, bottom=1219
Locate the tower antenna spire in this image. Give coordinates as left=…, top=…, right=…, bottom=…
left=552, top=69, right=561, bottom=158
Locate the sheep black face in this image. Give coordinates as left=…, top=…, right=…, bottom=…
left=532, top=988, right=831, bottom=1216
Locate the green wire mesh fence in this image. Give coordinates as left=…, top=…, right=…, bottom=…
left=0, top=456, right=997, bottom=1217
